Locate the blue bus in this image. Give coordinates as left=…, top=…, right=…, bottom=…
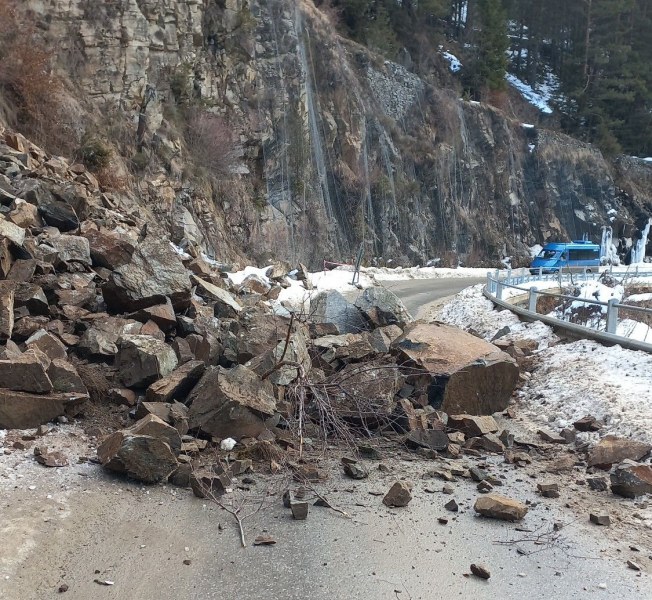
left=529, top=240, right=601, bottom=274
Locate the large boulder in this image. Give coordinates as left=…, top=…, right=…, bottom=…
left=354, top=287, right=413, bottom=328
left=116, top=335, right=178, bottom=388
left=587, top=435, right=652, bottom=468
left=0, top=349, right=53, bottom=393
left=0, top=388, right=87, bottom=429
left=474, top=494, right=528, bottom=521
left=187, top=365, right=276, bottom=439
left=19, top=180, right=79, bottom=231
left=310, top=290, right=368, bottom=335
left=103, top=238, right=192, bottom=312
left=192, top=276, right=242, bottom=318
left=97, top=432, right=178, bottom=484
left=128, top=414, right=182, bottom=452
left=391, top=322, right=519, bottom=415
left=25, top=329, right=68, bottom=360
left=40, top=234, right=91, bottom=266
left=81, top=228, right=135, bottom=270
left=248, top=327, right=311, bottom=385
left=47, top=359, right=88, bottom=394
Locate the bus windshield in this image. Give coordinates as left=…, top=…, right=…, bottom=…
left=537, top=249, right=558, bottom=259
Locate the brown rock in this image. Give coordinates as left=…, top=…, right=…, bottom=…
left=448, top=414, right=499, bottom=438
left=537, top=429, right=568, bottom=444
left=0, top=389, right=87, bottom=429
left=190, top=466, right=231, bottom=498
left=573, top=415, right=602, bottom=432
left=47, top=359, right=87, bottom=394
left=115, top=335, right=178, bottom=388
left=14, top=284, right=49, bottom=315
left=470, top=564, right=491, bottom=580
left=382, top=481, right=413, bottom=507
left=108, top=387, right=138, bottom=407
left=35, top=450, right=69, bottom=467
left=0, top=349, right=52, bottom=393
left=172, top=337, right=195, bottom=365
left=354, top=287, right=413, bottom=328
left=130, top=298, right=177, bottom=331
left=128, top=414, right=182, bottom=453
left=42, top=234, right=91, bottom=267
left=97, top=432, right=178, bottom=483
left=81, top=228, right=135, bottom=270
left=391, top=322, right=518, bottom=415
left=406, top=429, right=449, bottom=451
left=187, top=365, right=276, bottom=440
left=239, top=273, right=271, bottom=295
left=6, top=259, right=37, bottom=282
left=145, top=360, right=206, bottom=403
left=537, top=482, right=560, bottom=498
left=466, top=433, right=505, bottom=454
left=25, top=330, right=68, bottom=360
left=587, top=435, right=652, bottom=468
left=0, top=281, right=14, bottom=340
left=610, top=461, right=652, bottom=498
left=8, top=199, right=43, bottom=229
left=474, top=494, right=528, bottom=521
left=193, top=276, right=242, bottom=318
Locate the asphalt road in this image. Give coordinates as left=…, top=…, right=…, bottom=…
left=372, top=276, right=487, bottom=318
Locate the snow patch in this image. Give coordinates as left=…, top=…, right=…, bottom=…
left=506, top=73, right=554, bottom=114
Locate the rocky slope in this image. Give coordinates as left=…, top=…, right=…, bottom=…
left=9, top=0, right=652, bottom=267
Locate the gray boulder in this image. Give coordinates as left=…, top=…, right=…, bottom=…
left=310, top=290, right=368, bottom=334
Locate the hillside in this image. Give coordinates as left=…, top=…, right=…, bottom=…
left=0, top=0, right=650, bottom=268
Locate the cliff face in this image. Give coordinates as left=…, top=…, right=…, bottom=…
left=19, top=0, right=652, bottom=267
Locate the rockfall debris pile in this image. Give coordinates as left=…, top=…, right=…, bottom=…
left=1, top=129, right=651, bottom=517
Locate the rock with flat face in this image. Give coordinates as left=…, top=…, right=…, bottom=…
left=310, top=290, right=368, bottom=335
left=47, top=359, right=88, bottom=394
left=354, top=286, right=413, bottom=328
left=587, top=435, right=652, bottom=468
left=474, top=494, right=528, bottom=521
left=248, top=327, right=311, bottom=385
left=610, top=461, right=652, bottom=498
left=193, top=276, right=242, bottom=318
left=128, top=414, right=182, bottom=453
left=448, top=414, right=499, bottom=438
left=0, top=349, right=53, bottom=393
left=97, top=432, right=178, bottom=483
left=129, top=298, right=177, bottom=331
left=145, top=360, right=206, bottom=403
left=19, top=179, right=79, bottom=231
left=382, top=481, right=413, bottom=507
left=0, top=217, right=25, bottom=246
left=392, top=322, right=519, bottom=415
left=187, top=365, right=276, bottom=439
left=25, top=329, right=68, bottom=360
left=103, top=238, right=192, bottom=312
left=0, top=388, right=87, bottom=429
left=41, top=234, right=91, bottom=266
left=116, top=335, right=178, bottom=388
left=81, top=228, right=135, bottom=270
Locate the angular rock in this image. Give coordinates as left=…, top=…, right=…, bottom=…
left=343, top=462, right=368, bottom=480
left=444, top=499, right=459, bottom=512
left=108, top=387, right=138, bottom=407
left=610, top=461, right=652, bottom=498
left=25, top=330, right=68, bottom=360
left=587, top=476, right=609, bottom=492
left=589, top=513, right=611, bottom=526
left=0, top=389, right=87, bottom=429
left=34, top=449, right=69, bottom=467
left=470, top=564, right=491, bottom=580
left=8, top=199, right=42, bottom=229
left=406, top=429, right=449, bottom=452
left=97, top=432, right=178, bottom=484
left=239, top=273, right=271, bottom=295
left=0, top=339, right=21, bottom=359
left=382, top=481, right=413, bottom=507
left=0, top=217, right=26, bottom=246
left=190, top=466, right=231, bottom=498
left=47, top=359, right=87, bottom=394
left=6, top=259, right=37, bottom=282
left=116, top=335, right=178, bottom=388
left=248, top=328, right=311, bottom=385
left=392, top=322, right=518, bottom=415
left=128, top=414, right=182, bottom=453
left=354, top=286, right=413, bottom=328
left=573, top=415, right=602, bottom=432
left=474, top=494, right=528, bottom=521
left=14, top=284, right=49, bottom=315
left=587, top=435, right=652, bottom=468
left=103, top=238, right=192, bottom=312
left=172, top=337, right=195, bottom=365
left=537, top=482, right=560, bottom=498
left=310, top=290, right=368, bottom=335
left=130, top=298, right=177, bottom=331
left=192, top=276, right=242, bottom=318
left=0, top=281, right=14, bottom=339
left=448, top=414, right=499, bottom=438
left=0, top=349, right=53, bottom=393
left=42, top=234, right=91, bottom=266
left=290, top=499, right=310, bottom=520
left=466, top=433, right=505, bottom=454
left=81, top=228, right=135, bottom=270
left=24, top=182, right=79, bottom=231
left=537, top=429, right=567, bottom=444
left=145, top=360, right=206, bottom=403
left=187, top=365, right=276, bottom=439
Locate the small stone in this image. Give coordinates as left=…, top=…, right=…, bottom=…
left=537, top=482, right=560, bottom=498
left=469, top=466, right=488, bottom=482
left=474, top=494, right=528, bottom=521
left=444, top=499, right=458, bottom=512
left=573, top=415, right=602, bottom=432
left=627, top=560, right=641, bottom=571
left=477, top=480, right=493, bottom=493
left=470, top=563, right=491, bottom=580
left=290, top=500, right=309, bottom=520
left=343, top=462, right=368, bottom=480
left=587, top=477, right=608, bottom=492
left=253, top=535, right=276, bottom=546
left=537, top=429, right=567, bottom=444
left=183, top=559, right=192, bottom=566
left=58, top=583, right=69, bottom=593
left=442, top=484, right=454, bottom=495
left=437, top=517, right=448, bottom=525
left=382, top=481, right=413, bottom=508
left=589, top=513, right=610, bottom=526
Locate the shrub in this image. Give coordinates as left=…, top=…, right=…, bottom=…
left=78, top=136, right=112, bottom=171
left=185, top=109, right=238, bottom=177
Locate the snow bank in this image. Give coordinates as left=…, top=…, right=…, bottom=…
left=625, top=292, right=652, bottom=303
left=616, top=319, right=652, bottom=342
left=506, top=73, right=553, bottom=114
left=367, top=265, right=491, bottom=281
left=567, top=280, right=623, bottom=313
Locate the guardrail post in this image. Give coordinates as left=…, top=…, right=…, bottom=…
left=486, top=272, right=493, bottom=293
left=528, top=287, right=538, bottom=313
left=496, top=281, right=504, bottom=300
left=606, top=299, right=619, bottom=334
left=538, top=267, right=542, bottom=278
left=558, top=269, right=562, bottom=287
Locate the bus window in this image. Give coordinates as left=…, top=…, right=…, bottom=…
left=568, top=249, right=599, bottom=261
left=538, top=249, right=558, bottom=259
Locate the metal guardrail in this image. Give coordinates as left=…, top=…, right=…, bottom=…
left=484, top=267, right=652, bottom=352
